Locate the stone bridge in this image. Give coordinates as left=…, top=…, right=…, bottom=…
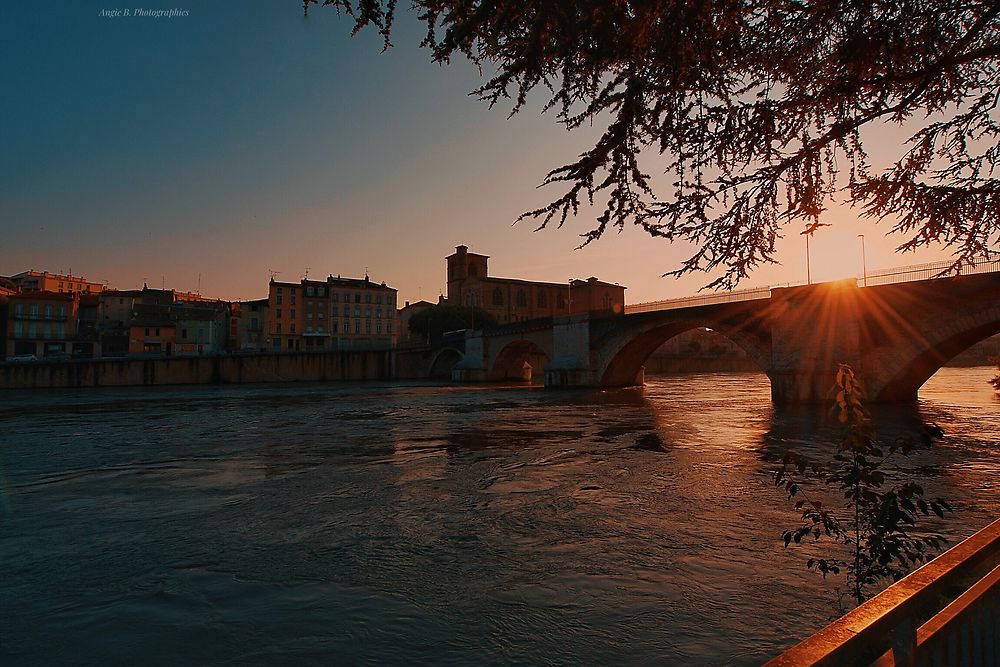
left=447, top=272, right=1000, bottom=403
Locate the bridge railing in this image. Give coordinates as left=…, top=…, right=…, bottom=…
left=765, top=517, right=1000, bottom=666
left=624, top=285, right=784, bottom=313
left=861, top=256, right=1000, bottom=287
left=625, top=257, right=999, bottom=314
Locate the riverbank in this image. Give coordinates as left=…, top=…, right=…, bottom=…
left=0, top=350, right=393, bottom=389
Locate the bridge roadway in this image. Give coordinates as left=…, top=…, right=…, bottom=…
left=441, top=271, right=1000, bottom=403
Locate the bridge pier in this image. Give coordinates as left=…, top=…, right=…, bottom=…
left=450, top=332, right=488, bottom=383
left=543, top=315, right=603, bottom=388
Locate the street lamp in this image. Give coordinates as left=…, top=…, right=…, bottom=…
left=567, top=278, right=574, bottom=313
left=800, top=223, right=830, bottom=285
left=858, top=234, right=868, bottom=287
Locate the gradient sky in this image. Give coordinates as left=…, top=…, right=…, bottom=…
left=0, top=1, right=961, bottom=305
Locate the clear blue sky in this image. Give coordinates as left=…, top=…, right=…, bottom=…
left=0, top=1, right=956, bottom=304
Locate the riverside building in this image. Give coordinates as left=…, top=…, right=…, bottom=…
left=445, top=245, right=626, bottom=323
left=268, top=274, right=397, bottom=351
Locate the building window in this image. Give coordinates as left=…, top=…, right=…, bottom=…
left=307, top=312, right=313, bottom=320
left=557, top=294, right=566, bottom=309
left=377, top=323, right=381, bottom=334
left=332, top=321, right=338, bottom=333
left=366, top=294, right=372, bottom=304
left=276, top=308, right=282, bottom=318
left=538, top=291, right=547, bottom=308
left=290, top=309, right=296, bottom=319
left=492, top=287, right=503, bottom=306
left=276, top=323, right=282, bottom=333
left=376, top=295, right=383, bottom=304
left=155, top=328, right=161, bottom=336
left=354, top=320, right=360, bottom=333
left=145, top=327, right=150, bottom=336
left=276, top=295, right=283, bottom=305
left=306, top=286, right=314, bottom=296
left=290, top=295, right=296, bottom=305
left=365, top=307, right=371, bottom=317
left=355, top=293, right=361, bottom=304
left=376, top=309, right=381, bottom=319
left=290, top=324, right=296, bottom=333
left=182, top=328, right=188, bottom=338
left=14, top=303, right=22, bottom=316
left=14, top=321, right=22, bottom=337
left=354, top=307, right=361, bottom=317
left=333, top=292, right=339, bottom=302
left=603, top=293, right=611, bottom=309
left=469, top=264, right=478, bottom=277
left=516, top=290, right=527, bottom=307
left=365, top=320, right=371, bottom=333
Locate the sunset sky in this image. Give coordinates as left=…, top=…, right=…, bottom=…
left=0, top=1, right=959, bottom=305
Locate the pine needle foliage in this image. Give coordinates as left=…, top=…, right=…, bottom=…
left=304, top=0, right=1000, bottom=288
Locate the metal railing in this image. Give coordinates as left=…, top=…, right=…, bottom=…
left=624, top=257, right=999, bottom=315
left=625, top=284, right=783, bottom=313
left=861, top=256, right=1000, bottom=287
left=765, top=517, right=1000, bottom=666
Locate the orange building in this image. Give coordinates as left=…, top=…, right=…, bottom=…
left=268, top=274, right=398, bottom=351
left=126, top=303, right=178, bottom=356
left=5, top=291, right=79, bottom=359
left=445, top=245, right=625, bottom=324
left=10, top=270, right=104, bottom=295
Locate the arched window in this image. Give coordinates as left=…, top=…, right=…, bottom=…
left=516, top=289, right=527, bottom=307
left=492, top=287, right=504, bottom=306
left=537, top=290, right=547, bottom=308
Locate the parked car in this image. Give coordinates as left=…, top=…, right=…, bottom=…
left=6, top=354, right=38, bottom=362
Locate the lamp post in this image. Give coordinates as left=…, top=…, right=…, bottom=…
left=858, top=234, right=868, bottom=287
left=801, top=223, right=830, bottom=285
left=567, top=278, right=574, bottom=314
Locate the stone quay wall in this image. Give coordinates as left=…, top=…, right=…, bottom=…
left=0, top=351, right=394, bottom=390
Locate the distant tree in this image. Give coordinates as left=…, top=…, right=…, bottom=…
left=304, top=0, right=1000, bottom=288
left=408, top=304, right=498, bottom=340
left=772, top=365, right=952, bottom=608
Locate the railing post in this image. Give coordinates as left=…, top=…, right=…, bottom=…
left=891, top=616, right=917, bottom=667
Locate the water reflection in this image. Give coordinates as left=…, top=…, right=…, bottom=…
left=0, top=369, right=996, bottom=666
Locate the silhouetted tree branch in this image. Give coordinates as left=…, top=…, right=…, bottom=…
left=304, top=0, right=1000, bottom=288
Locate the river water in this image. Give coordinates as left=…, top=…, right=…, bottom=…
left=1, top=367, right=998, bottom=665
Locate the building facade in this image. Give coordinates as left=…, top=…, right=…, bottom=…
left=268, top=275, right=397, bottom=351
left=5, top=291, right=79, bottom=359
left=10, top=270, right=104, bottom=295
left=445, top=245, right=626, bottom=324
left=231, top=299, right=269, bottom=352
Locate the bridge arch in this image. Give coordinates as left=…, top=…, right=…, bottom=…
left=428, top=347, right=464, bottom=378
left=596, top=317, right=773, bottom=387
left=490, top=339, right=551, bottom=381
left=871, top=301, right=1000, bottom=401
